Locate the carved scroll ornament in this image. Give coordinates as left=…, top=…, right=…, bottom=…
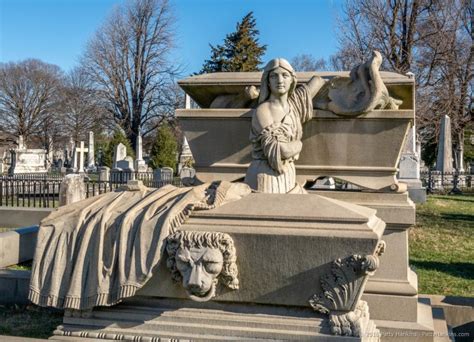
left=309, top=241, right=385, bottom=338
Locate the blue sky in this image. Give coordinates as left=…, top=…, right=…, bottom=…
left=0, top=0, right=343, bottom=75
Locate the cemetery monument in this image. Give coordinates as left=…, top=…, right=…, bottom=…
left=436, top=115, right=454, bottom=173
left=398, top=125, right=426, bottom=203
left=28, top=52, right=444, bottom=341
left=134, top=133, right=148, bottom=172
left=8, top=135, right=48, bottom=174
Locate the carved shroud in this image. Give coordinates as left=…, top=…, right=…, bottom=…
left=29, top=182, right=249, bottom=310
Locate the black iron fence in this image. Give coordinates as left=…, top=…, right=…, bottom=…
left=0, top=178, right=62, bottom=208
left=420, top=170, right=473, bottom=194
left=0, top=172, right=183, bottom=208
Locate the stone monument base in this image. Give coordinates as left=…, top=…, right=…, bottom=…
left=400, top=179, right=427, bottom=203
left=51, top=297, right=380, bottom=341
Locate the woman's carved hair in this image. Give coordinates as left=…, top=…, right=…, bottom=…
left=165, top=231, right=239, bottom=290
left=258, top=58, right=297, bottom=104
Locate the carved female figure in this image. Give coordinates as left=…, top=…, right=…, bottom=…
left=244, top=58, right=325, bottom=193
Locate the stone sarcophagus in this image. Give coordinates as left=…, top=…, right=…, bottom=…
left=44, top=56, right=440, bottom=342
left=177, top=71, right=414, bottom=191
left=54, top=193, right=386, bottom=341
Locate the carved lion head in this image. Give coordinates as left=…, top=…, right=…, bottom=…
left=165, top=231, right=239, bottom=301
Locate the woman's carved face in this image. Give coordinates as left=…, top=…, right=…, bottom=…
left=268, top=67, right=293, bottom=96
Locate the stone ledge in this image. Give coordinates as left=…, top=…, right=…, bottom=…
left=0, top=226, right=38, bottom=267
left=0, top=207, right=52, bottom=228
left=0, top=269, right=32, bottom=305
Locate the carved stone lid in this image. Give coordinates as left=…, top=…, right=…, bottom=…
left=188, top=193, right=385, bottom=239
left=178, top=71, right=413, bottom=108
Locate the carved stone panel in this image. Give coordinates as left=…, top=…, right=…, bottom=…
left=165, top=230, right=239, bottom=302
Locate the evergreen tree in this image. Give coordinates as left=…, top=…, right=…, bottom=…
left=102, top=128, right=135, bottom=167
left=200, top=12, right=266, bottom=73
left=148, top=123, right=178, bottom=171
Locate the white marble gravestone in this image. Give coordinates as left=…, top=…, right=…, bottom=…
left=398, top=125, right=426, bottom=203
left=113, top=143, right=127, bottom=169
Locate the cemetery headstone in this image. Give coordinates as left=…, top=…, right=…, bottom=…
left=117, top=156, right=135, bottom=171
left=160, top=167, right=173, bottom=183
left=436, top=115, right=453, bottom=173
left=59, top=174, right=86, bottom=206
left=398, top=125, right=426, bottom=203
left=113, top=143, right=127, bottom=169
left=98, top=166, right=110, bottom=182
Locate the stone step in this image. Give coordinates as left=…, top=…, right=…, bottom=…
left=87, top=305, right=321, bottom=332
left=431, top=307, right=453, bottom=342
left=54, top=298, right=378, bottom=341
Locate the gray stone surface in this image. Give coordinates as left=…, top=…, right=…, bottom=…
left=116, top=156, right=134, bottom=170
left=0, top=207, right=52, bottom=228
left=0, top=269, right=31, bottom=306
left=139, top=193, right=385, bottom=308
left=59, top=174, right=86, bottom=206
left=98, top=166, right=110, bottom=181
left=160, top=167, right=173, bottom=181
left=53, top=297, right=380, bottom=341
left=0, top=226, right=38, bottom=267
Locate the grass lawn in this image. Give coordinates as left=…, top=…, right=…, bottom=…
left=410, top=194, right=474, bottom=297
left=0, top=304, right=63, bottom=339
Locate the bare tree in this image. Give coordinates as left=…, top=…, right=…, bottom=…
left=335, top=0, right=472, bottom=166
left=81, top=0, right=180, bottom=151
left=0, top=59, right=62, bottom=145
left=290, top=54, right=328, bottom=72
left=59, top=67, right=111, bottom=143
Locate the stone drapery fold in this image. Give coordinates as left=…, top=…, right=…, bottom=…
left=29, top=182, right=249, bottom=310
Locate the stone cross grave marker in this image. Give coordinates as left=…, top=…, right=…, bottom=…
left=75, top=141, right=88, bottom=173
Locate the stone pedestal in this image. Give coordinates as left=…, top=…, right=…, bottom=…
left=53, top=193, right=386, bottom=341
left=309, top=190, right=437, bottom=341
left=59, top=174, right=86, bottom=206
left=98, top=166, right=110, bottom=182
